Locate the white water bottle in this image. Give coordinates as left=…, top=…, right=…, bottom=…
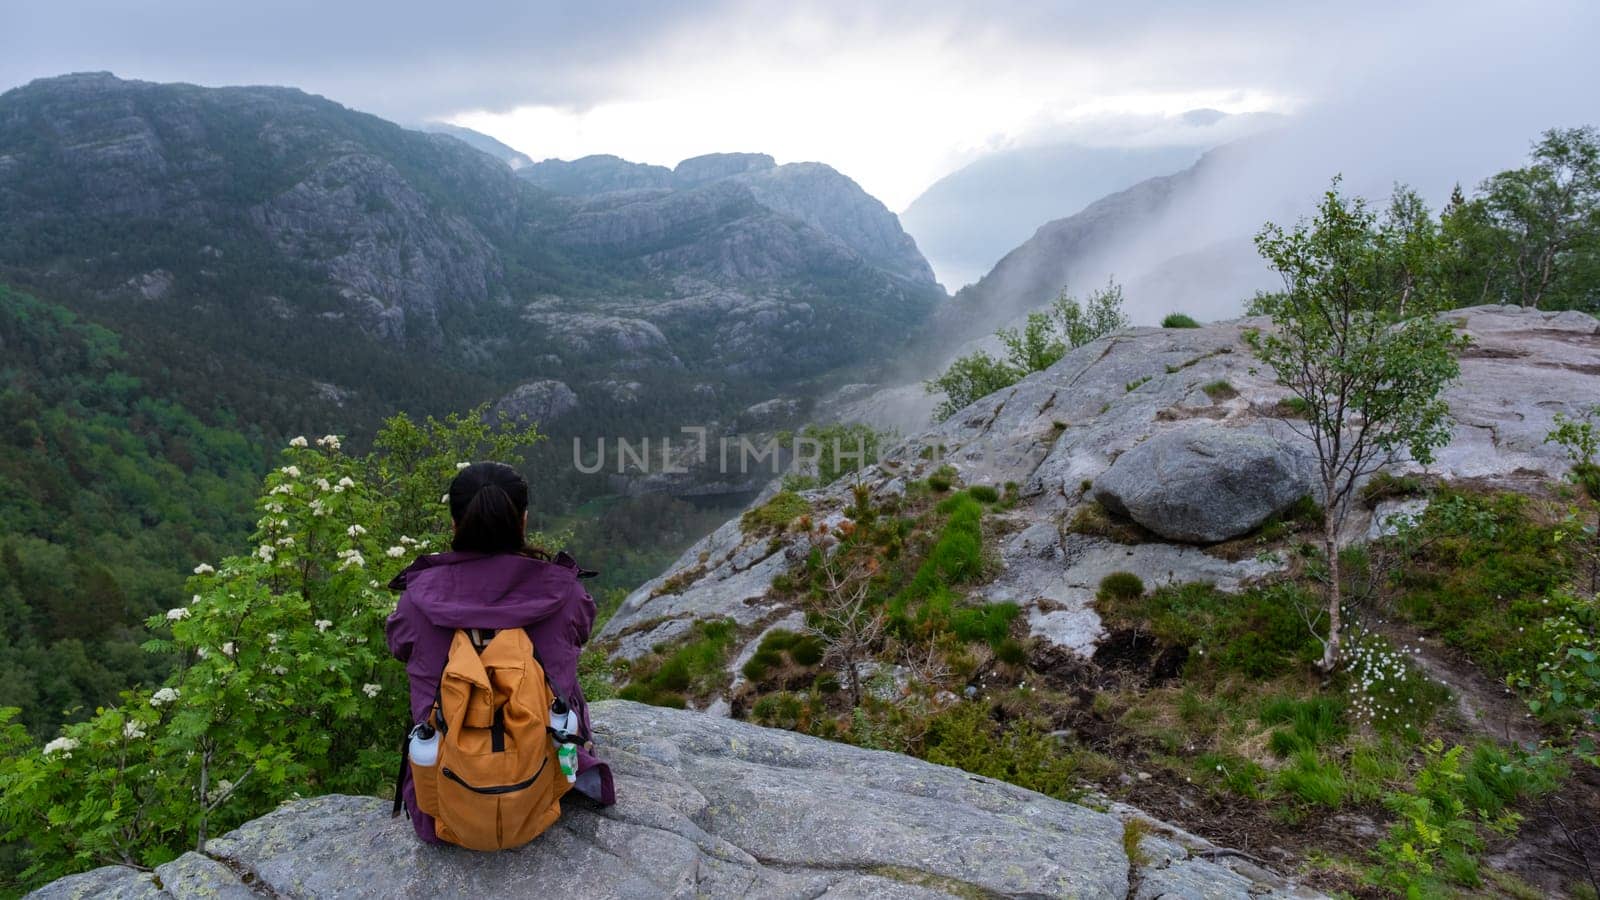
left=408, top=723, right=439, bottom=767
left=549, top=699, right=579, bottom=783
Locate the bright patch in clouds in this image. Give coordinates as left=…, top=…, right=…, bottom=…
left=453, top=24, right=1294, bottom=210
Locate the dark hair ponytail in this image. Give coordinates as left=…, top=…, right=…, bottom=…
left=448, top=462, right=544, bottom=556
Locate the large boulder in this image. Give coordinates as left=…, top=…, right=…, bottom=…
left=1092, top=426, right=1316, bottom=543
left=491, top=379, right=579, bottom=425
left=24, top=702, right=1310, bottom=899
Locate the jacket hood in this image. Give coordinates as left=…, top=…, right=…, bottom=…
left=388, top=551, right=583, bottom=631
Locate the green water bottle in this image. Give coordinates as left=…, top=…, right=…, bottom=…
left=550, top=698, right=578, bottom=784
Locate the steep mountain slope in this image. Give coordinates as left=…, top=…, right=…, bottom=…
left=901, top=142, right=1204, bottom=289
left=419, top=122, right=533, bottom=169
left=927, top=141, right=1276, bottom=349
left=0, top=73, right=943, bottom=434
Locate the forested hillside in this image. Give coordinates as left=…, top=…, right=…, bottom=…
left=0, top=285, right=263, bottom=736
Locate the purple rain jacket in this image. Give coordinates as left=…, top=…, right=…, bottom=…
left=386, top=550, right=615, bottom=844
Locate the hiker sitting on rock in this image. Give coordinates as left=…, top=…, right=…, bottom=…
left=386, top=462, right=614, bottom=847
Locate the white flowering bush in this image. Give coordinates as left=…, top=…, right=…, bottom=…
left=1511, top=590, right=1600, bottom=764
left=0, top=409, right=542, bottom=889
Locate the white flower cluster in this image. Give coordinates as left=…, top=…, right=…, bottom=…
left=166, top=607, right=190, bottom=621
left=123, top=720, right=146, bottom=740
left=347, top=524, right=367, bottom=537
left=1346, top=633, right=1424, bottom=727
left=456, top=461, right=471, bottom=470
left=269, top=484, right=293, bottom=496
left=362, top=683, right=382, bottom=698
left=222, top=641, right=237, bottom=658
left=42, top=737, right=79, bottom=757
left=193, top=563, right=216, bottom=576
left=336, top=476, right=355, bottom=493
left=386, top=546, right=406, bottom=558
left=314, top=477, right=332, bottom=492
left=257, top=544, right=275, bottom=562
left=288, top=436, right=309, bottom=448
left=309, top=499, right=326, bottom=517
left=317, top=434, right=341, bottom=450
left=150, top=687, right=180, bottom=707
left=279, top=465, right=301, bottom=478
left=337, top=549, right=366, bottom=571
left=315, top=619, right=333, bottom=632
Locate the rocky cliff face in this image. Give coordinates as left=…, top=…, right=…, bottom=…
left=604, top=305, right=1600, bottom=665
left=28, top=701, right=1316, bottom=900
left=526, top=152, right=937, bottom=287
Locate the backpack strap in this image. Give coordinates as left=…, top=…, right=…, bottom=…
left=391, top=729, right=411, bottom=818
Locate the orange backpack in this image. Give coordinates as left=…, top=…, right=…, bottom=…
left=406, top=628, right=572, bottom=850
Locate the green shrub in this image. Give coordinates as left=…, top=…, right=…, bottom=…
left=741, top=491, right=811, bottom=535
left=624, top=619, right=738, bottom=703
left=1097, top=571, right=1146, bottom=602
left=788, top=636, right=826, bottom=666
left=995, top=638, right=1028, bottom=666
left=1201, top=380, right=1238, bottom=401
left=578, top=648, right=618, bottom=702
left=967, top=484, right=1000, bottom=503
left=1161, top=313, right=1201, bottom=328
left=920, top=702, right=1082, bottom=801
left=927, top=465, right=957, bottom=493
left=761, top=629, right=800, bottom=652
left=742, top=648, right=783, bottom=680
left=751, top=692, right=806, bottom=730
left=1125, top=376, right=1151, bottom=392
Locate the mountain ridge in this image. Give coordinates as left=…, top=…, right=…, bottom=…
left=0, top=72, right=944, bottom=427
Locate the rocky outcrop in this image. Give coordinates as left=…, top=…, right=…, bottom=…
left=28, top=702, right=1313, bottom=900
left=604, top=306, right=1600, bottom=673
left=1093, top=428, right=1316, bottom=543
left=519, top=154, right=676, bottom=194
left=491, top=379, right=579, bottom=424
left=672, top=152, right=776, bottom=187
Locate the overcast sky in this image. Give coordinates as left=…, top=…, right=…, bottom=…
left=4, top=1, right=1598, bottom=210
